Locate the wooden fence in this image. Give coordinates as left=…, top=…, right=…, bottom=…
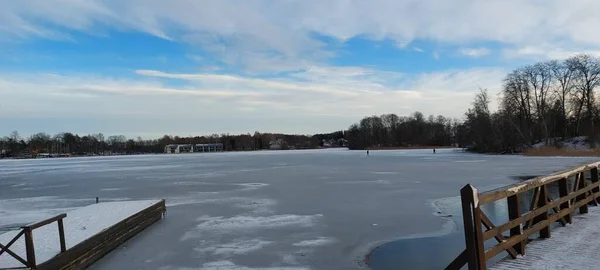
left=445, top=161, right=600, bottom=270
left=0, top=214, right=67, bottom=269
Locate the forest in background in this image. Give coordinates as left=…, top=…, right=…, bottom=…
left=0, top=131, right=346, bottom=158
left=3, top=54, right=600, bottom=157
left=345, top=54, right=600, bottom=153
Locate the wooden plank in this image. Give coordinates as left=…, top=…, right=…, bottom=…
left=507, top=194, right=525, bottom=255
left=0, top=240, right=30, bottom=267
left=525, top=187, right=541, bottom=230
left=538, top=185, right=550, bottom=238
left=460, top=185, right=479, bottom=270
left=473, top=208, right=486, bottom=268
left=482, top=180, right=600, bottom=240
left=58, top=219, right=66, bottom=252
left=547, top=195, right=568, bottom=226
left=558, top=177, right=572, bottom=224
left=479, top=162, right=600, bottom=205
left=479, top=212, right=518, bottom=259
left=485, top=191, right=600, bottom=260
left=577, top=172, right=589, bottom=214
left=0, top=230, right=24, bottom=257
left=23, top=228, right=36, bottom=267
left=592, top=167, right=600, bottom=203
left=444, top=249, right=467, bottom=270
left=24, top=214, right=67, bottom=230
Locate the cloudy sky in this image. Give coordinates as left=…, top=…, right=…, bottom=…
left=2, top=0, right=600, bottom=138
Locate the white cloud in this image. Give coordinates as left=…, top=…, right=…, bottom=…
left=413, top=47, right=424, bottom=52
left=460, top=47, right=491, bottom=57
left=0, top=66, right=505, bottom=133
left=1, top=0, right=600, bottom=70
left=502, top=46, right=600, bottom=60
left=433, top=51, right=440, bottom=60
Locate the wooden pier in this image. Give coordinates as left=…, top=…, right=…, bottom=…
left=0, top=199, right=166, bottom=270
left=445, top=161, right=600, bottom=270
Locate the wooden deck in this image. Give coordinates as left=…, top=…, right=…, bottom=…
left=490, top=206, right=600, bottom=270
left=0, top=199, right=166, bottom=270
left=444, top=161, right=600, bottom=270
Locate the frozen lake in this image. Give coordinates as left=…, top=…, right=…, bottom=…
left=0, top=149, right=597, bottom=269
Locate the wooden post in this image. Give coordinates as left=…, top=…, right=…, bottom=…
left=577, top=172, right=588, bottom=214
left=558, top=177, right=572, bottom=224
left=58, top=219, right=66, bottom=252
left=538, top=185, right=550, bottom=238
left=460, top=184, right=485, bottom=270
left=591, top=167, right=599, bottom=203
left=23, top=228, right=36, bottom=268
left=507, top=194, right=525, bottom=255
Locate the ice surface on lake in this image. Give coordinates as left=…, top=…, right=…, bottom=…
left=0, top=148, right=597, bottom=269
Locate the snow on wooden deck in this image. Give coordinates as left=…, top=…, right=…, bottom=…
left=490, top=206, right=600, bottom=270
left=0, top=200, right=161, bottom=269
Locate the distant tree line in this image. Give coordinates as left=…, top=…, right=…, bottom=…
left=0, top=131, right=345, bottom=158
left=460, top=54, right=600, bottom=153
left=345, top=54, right=600, bottom=153
left=345, top=112, right=460, bottom=150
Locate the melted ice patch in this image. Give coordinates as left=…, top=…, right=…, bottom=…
left=198, top=261, right=309, bottom=270
left=196, top=214, right=322, bottom=231
left=292, top=237, right=336, bottom=247
left=194, top=239, right=272, bottom=256
left=181, top=214, right=323, bottom=241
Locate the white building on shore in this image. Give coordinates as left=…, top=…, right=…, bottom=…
left=164, top=143, right=224, bottom=154
left=164, top=144, right=194, bottom=154
left=195, top=143, right=223, bottom=152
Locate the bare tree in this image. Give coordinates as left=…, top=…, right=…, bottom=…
left=568, top=54, right=600, bottom=146
left=549, top=59, right=575, bottom=138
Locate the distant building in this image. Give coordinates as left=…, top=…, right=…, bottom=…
left=269, top=139, right=285, bottom=150
left=195, top=143, right=223, bottom=152
left=164, top=144, right=194, bottom=154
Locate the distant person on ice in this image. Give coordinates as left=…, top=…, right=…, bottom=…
left=367, top=150, right=370, bottom=156
left=433, top=148, right=436, bottom=154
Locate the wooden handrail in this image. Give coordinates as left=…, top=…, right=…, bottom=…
left=445, top=161, right=600, bottom=270
left=1, top=213, right=67, bottom=269
left=479, top=162, right=600, bottom=205
left=22, top=214, right=67, bottom=230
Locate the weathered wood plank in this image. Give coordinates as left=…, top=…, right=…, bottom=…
left=479, top=212, right=518, bottom=258
left=444, top=249, right=467, bottom=270
left=558, top=177, right=572, bottom=224
left=507, top=194, right=525, bottom=255
left=479, top=162, right=600, bottom=205
left=24, top=214, right=67, bottom=230
left=538, top=185, right=550, bottom=238
left=577, top=172, right=589, bottom=214
left=460, top=185, right=479, bottom=270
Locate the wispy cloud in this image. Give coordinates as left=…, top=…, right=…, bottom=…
left=1, top=66, right=506, bottom=121
left=460, top=47, right=491, bottom=57
left=2, top=0, right=600, bottom=70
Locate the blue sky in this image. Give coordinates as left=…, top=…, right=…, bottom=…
left=1, top=0, right=600, bottom=138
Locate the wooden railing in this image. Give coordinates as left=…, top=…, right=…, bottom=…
left=0, top=214, right=67, bottom=269
left=445, top=161, right=600, bottom=270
